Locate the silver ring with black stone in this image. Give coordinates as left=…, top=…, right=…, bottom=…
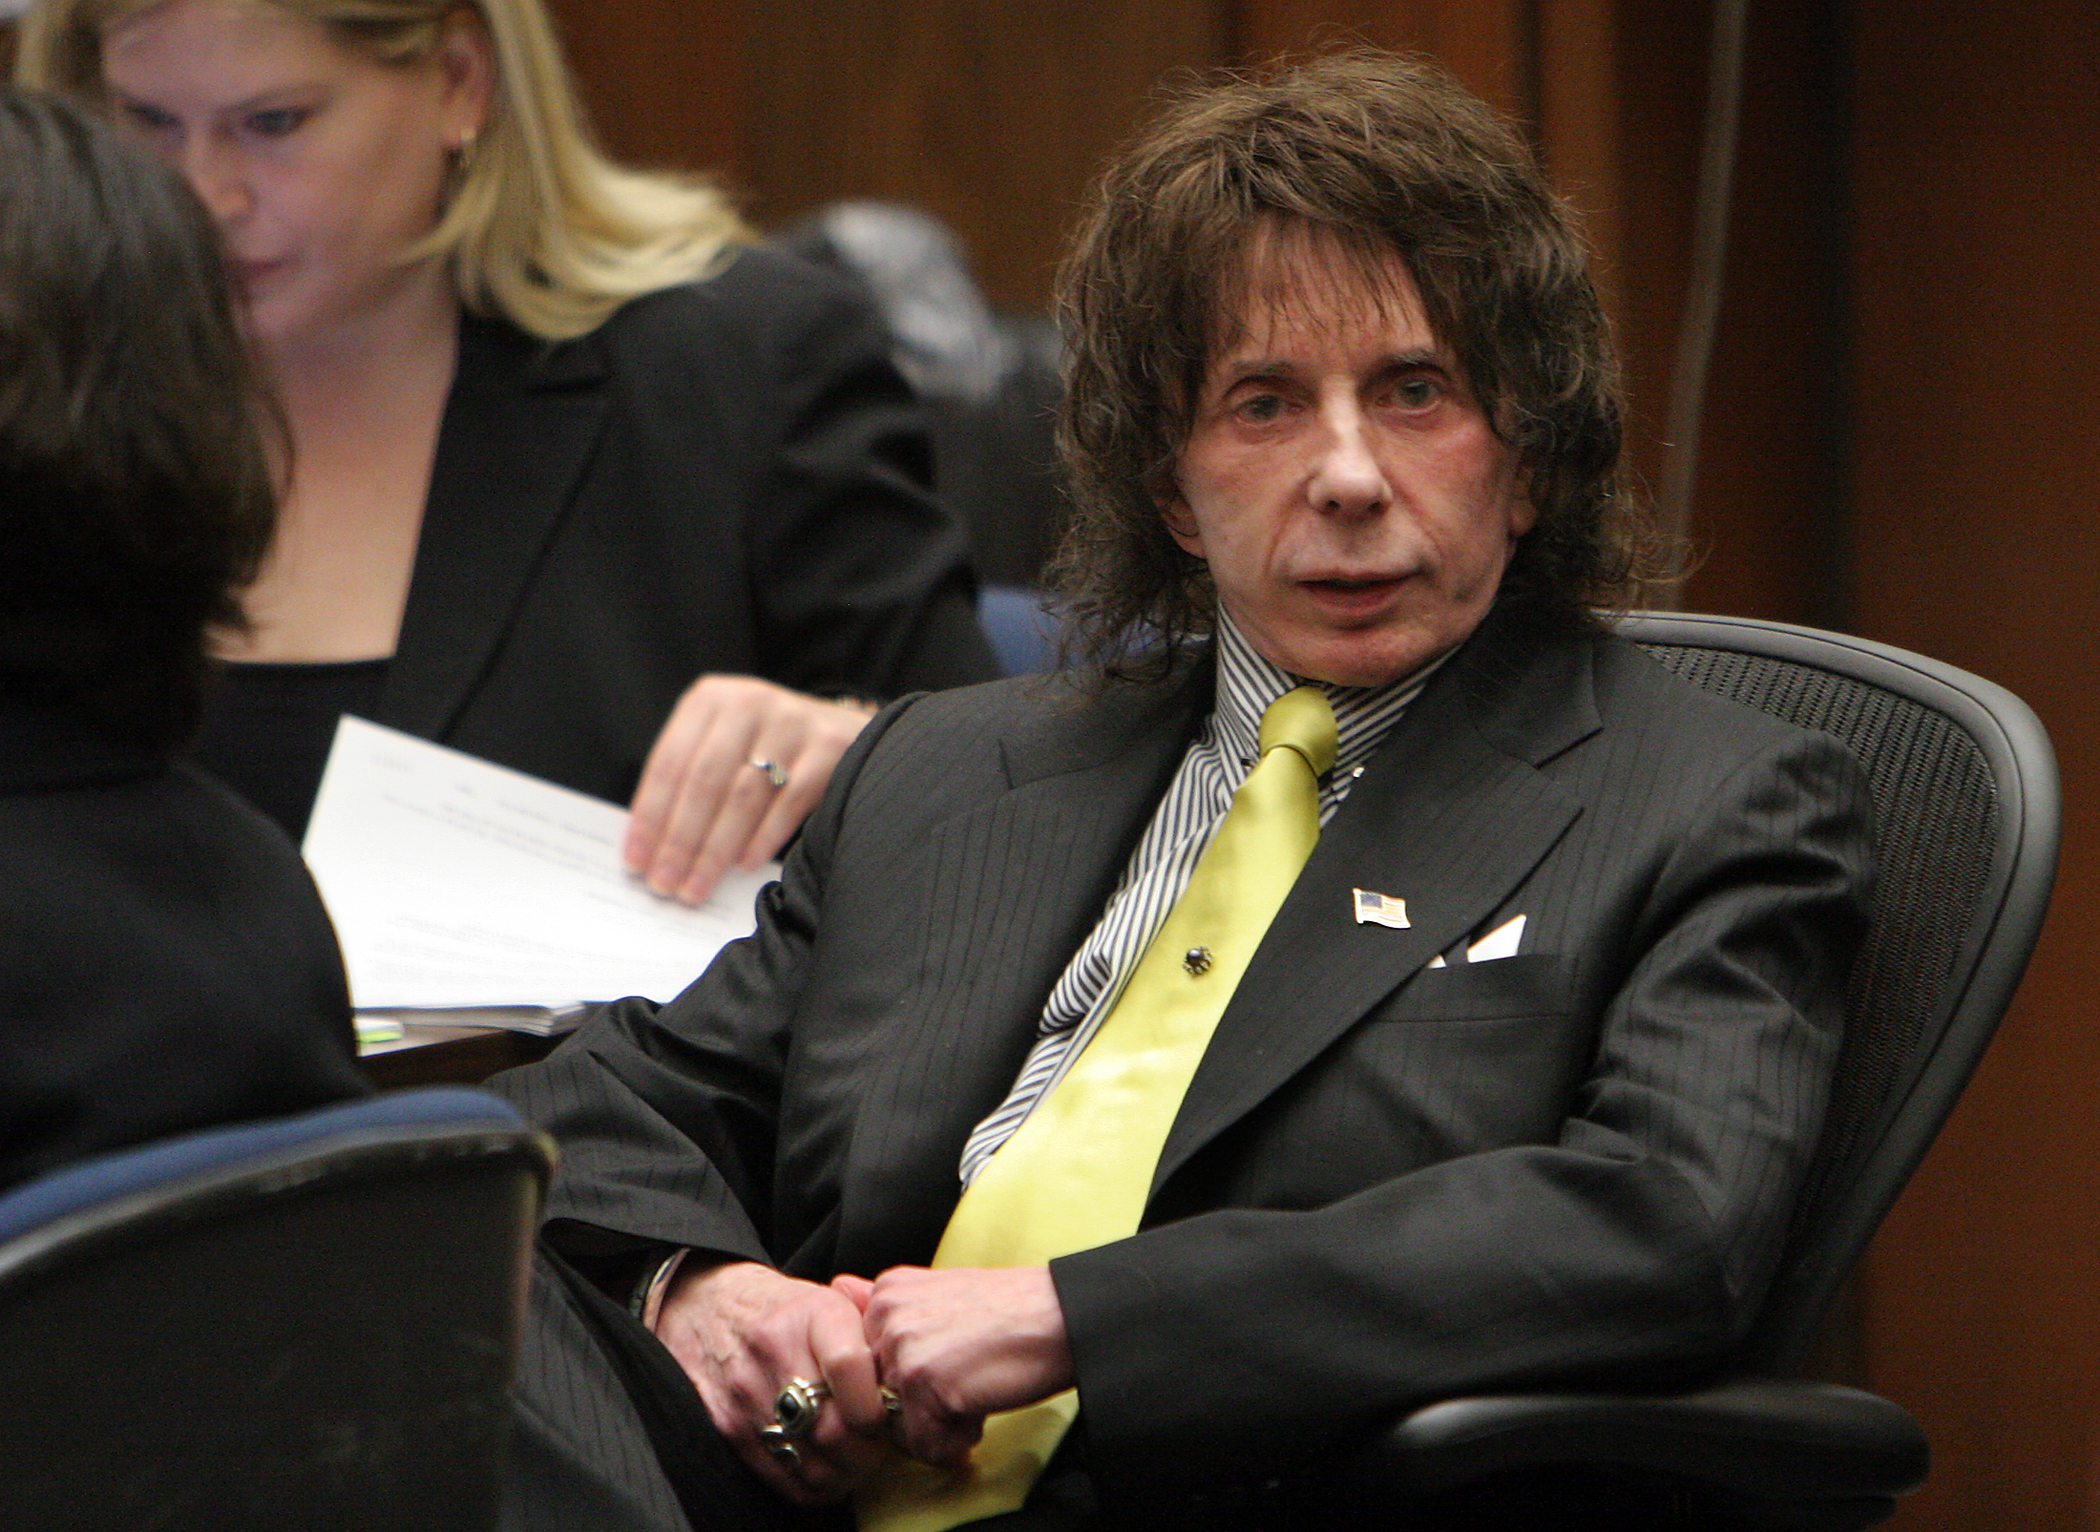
left=772, top=1376, right=831, bottom=1440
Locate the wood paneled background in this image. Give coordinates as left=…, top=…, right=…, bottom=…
left=1845, top=4, right=2100, bottom=1525
left=8, top=2, right=2095, bottom=1525
left=554, top=3, right=2100, bottom=1524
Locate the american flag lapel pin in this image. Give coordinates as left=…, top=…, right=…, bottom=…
left=1352, top=888, right=1410, bottom=929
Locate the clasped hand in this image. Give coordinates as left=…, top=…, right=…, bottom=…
left=653, top=1260, right=1072, bottom=1504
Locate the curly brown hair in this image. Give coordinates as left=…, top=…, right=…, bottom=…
left=1048, top=50, right=1644, bottom=676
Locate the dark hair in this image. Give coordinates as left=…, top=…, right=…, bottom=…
left=1049, top=50, right=1644, bottom=676
left=0, top=87, right=279, bottom=748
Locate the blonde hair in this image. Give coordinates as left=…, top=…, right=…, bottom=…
left=15, top=0, right=752, bottom=340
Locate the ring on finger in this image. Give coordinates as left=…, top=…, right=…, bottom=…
left=748, top=757, right=789, bottom=789
left=760, top=1424, right=802, bottom=1470
left=772, top=1376, right=831, bottom=1439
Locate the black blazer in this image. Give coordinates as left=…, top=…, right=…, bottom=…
left=493, top=605, right=1875, bottom=1508
left=373, top=245, right=997, bottom=806
left=0, top=701, right=367, bottom=1194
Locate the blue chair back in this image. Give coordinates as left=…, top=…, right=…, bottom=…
left=978, top=583, right=1061, bottom=676
left=0, top=1087, right=553, bottom=1532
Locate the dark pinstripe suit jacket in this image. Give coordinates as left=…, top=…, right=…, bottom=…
left=494, top=600, right=1874, bottom=1508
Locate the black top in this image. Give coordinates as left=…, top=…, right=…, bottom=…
left=191, top=659, right=389, bottom=842
left=255, top=249, right=998, bottom=823
left=1, top=698, right=367, bottom=1194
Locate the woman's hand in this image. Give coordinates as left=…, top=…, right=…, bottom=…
left=654, top=1260, right=893, bottom=1504
left=623, top=676, right=876, bottom=904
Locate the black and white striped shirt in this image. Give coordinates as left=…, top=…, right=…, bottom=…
left=957, top=616, right=1444, bottom=1186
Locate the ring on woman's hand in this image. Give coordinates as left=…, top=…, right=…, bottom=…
left=879, top=1386, right=903, bottom=1421
left=748, top=757, right=789, bottom=789
left=772, top=1376, right=831, bottom=1439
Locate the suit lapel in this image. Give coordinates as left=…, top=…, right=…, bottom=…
left=835, top=668, right=1212, bottom=1269
left=1155, top=610, right=1603, bottom=1191
left=379, top=315, right=612, bottom=741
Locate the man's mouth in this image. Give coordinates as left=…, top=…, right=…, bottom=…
left=1299, top=575, right=1405, bottom=617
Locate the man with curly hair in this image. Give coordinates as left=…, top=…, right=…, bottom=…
left=493, top=52, right=1874, bottom=1532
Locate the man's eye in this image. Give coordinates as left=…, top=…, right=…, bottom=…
left=1235, top=393, right=1286, bottom=423
left=1392, top=376, right=1442, bottom=409
left=246, top=107, right=310, bottom=138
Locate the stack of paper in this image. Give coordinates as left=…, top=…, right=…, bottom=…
left=303, top=717, right=776, bottom=1035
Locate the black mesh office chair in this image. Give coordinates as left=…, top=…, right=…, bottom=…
left=1321, top=612, right=2060, bottom=1530
left=0, top=1087, right=555, bottom=1532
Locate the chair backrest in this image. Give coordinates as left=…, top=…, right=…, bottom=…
left=979, top=583, right=1062, bottom=677
left=0, top=1087, right=555, bottom=1532
left=1616, top=613, right=2059, bottom=1372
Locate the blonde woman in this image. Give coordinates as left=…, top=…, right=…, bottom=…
left=17, top=0, right=996, bottom=902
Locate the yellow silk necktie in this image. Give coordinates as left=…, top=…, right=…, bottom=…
left=858, top=686, right=1338, bottom=1532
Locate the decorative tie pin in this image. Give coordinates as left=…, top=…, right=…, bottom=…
left=1183, top=946, right=1213, bottom=977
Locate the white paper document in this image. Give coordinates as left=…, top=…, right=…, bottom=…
left=303, top=717, right=776, bottom=1027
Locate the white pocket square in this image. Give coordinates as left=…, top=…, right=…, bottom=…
left=1466, top=914, right=1526, bottom=963
left=1424, top=914, right=1527, bottom=969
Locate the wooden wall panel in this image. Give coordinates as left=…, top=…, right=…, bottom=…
left=1233, top=0, right=1534, bottom=123
left=475, top=1, right=1233, bottom=311
left=1664, top=0, right=1850, bottom=625
left=736, top=1, right=1228, bottom=310
left=1846, top=2, right=2100, bottom=1526
left=1532, top=0, right=1624, bottom=311
left=542, top=0, right=742, bottom=179
left=1573, top=0, right=1835, bottom=628
left=1595, top=0, right=1707, bottom=554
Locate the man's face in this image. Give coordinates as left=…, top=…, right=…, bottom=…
left=1163, top=233, right=1535, bottom=688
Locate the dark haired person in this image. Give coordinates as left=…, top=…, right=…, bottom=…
left=490, top=54, right=1876, bottom=1531
left=0, top=87, right=365, bottom=1194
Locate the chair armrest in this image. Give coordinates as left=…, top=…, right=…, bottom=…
left=1358, top=1378, right=1928, bottom=1501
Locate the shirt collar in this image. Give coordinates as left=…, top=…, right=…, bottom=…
left=1210, top=611, right=1452, bottom=777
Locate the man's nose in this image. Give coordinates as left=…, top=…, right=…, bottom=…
left=1306, top=405, right=1389, bottom=516
left=178, top=139, right=252, bottom=225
